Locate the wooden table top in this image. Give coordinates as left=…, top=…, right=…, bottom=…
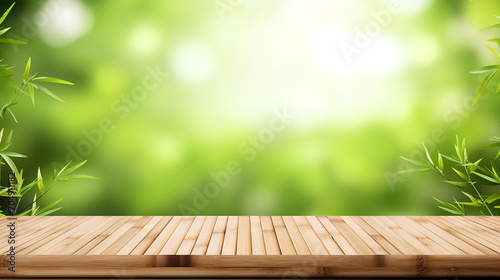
left=1, top=216, right=500, bottom=278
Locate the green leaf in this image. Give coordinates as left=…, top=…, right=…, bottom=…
left=422, top=142, right=434, bottom=166
left=437, top=206, right=462, bottom=215
left=487, top=45, right=500, bottom=59
left=0, top=3, right=15, bottom=25
left=480, top=23, right=500, bottom=31
left=23, top=57, right=30, bottom=82
left=438, top=153, right=443, bottom=171
left=472, top=171, right=500, bottom=184
left=0, top=142, right=11, bottom=152
left=6, top=130, right=13, bottom=143
left=19, top=179, right=37, bottom=196
left=1, top=151, right=26, bottom=158
left=477, top=142, right=500, bottom=149
left=28, top=83, right=35, bottom=106
left=37, top=167, right=43, bottom=192
left=60, top=160, right=87, bottom=177
left=470, top=65, right=499, bottom=74
left=0, top=27, right=11, bottom=36
left=400, top=156, right=430, bottom=168
left=31, top=194, right=37, bottom=215
left=485, top=191, right=500, bottom=203
left=452, top=167, right=469, bottom=181
left=459, top=191, right=483, bottom=207
left=32, top=77, right=74, bottom=85
left=395, top=168, right=433, bottom=175
left=0, top=38, right=27, bottom=44
left=37, top=207, right=62, bottom=216
left=8, top=109, right=17, bottom=123
left=443, top=180, right=470, bottom=187
left=472, top=67, right=499, bottom=106
left=61, top=174, right=99, bottom=180
left=0, top=152, right=19, bottom=179
left=434, top=197, right=463, bottom=215
left=55, top=161, right=72, bottom=179
left=35, top=84, right=65, bottom=102
left=35, top=198, right=62, bottom=216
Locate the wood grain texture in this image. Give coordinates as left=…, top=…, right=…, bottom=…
left=1, top=216, right=499, bottom=278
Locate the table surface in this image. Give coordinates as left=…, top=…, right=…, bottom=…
left=1, top=216, right=500, bottom=278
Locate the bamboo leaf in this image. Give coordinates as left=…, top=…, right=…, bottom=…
left=0, top=38, right=27, bottom=44
left=28, top=83, right=34, bottom=106
left=35, top=198, right=62, bottom=216
left=0, top=152, right=19, bottom=179
left=472, top=171, right=500, bottom=184
left=35, top=84, right=65, bottom=102
left=480, top=23, right=500, bottom=31
left=23, top=57, right=30, bottom=82
left=443, top=180, right=470, bottom=187
left=1, top=151, right=26, bottom=158
left=422, top=142, right=434, bottom=166
left=485, top=191, right=500, bottom=203
left=37, top=167, right=43, bottom=192
left=32, top=77, right=74, bottom=85
left=400, top=156, right=430, bottom=168
left=472, top=67, right=499, bottom=106
left=0, top=27, right=11, bottom=36
left=487, top=45, right=500, bottom=59
left=0, top=3, right=15, bottom=25
left=438, top=152, right=443, bottom=171
left=470, top=65, right=499, bottom=74
left=452, top=167, right=469, bottom=181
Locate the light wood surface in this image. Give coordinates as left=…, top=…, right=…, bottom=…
left=1, top=216, right=499, bottom=278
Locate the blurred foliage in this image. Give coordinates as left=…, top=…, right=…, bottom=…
left=0, top=2, right=95, bottom=216
left=2, top=0, right=500, bottom=215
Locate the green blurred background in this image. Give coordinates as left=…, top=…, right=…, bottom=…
left=1, top=0, right=500, bottom=215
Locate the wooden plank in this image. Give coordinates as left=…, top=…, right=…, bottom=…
left=374, top=216, right=434, bottom=254
left=388, top=216, right=452, bottom=255
left=293, top=216, right=329, bottom=255
left=395, top=216, right=465, bottom=255
left=15, top=216, right=84, bottom=254
left=282, top=216, right=311, bottom=255
left=317, top=216, right=357, bottom=255
left=177, top=216, right=206, bottom=255
left=55, top=216, right=125, bottom=255
left=427, top=216, right=497, bottom=255
left=102, top=216, right=154, bottom=255
left=159, top=216, right=195, bottom=254
left=250, top=216, right=266, bottom=255
left=341, top=216, right=388, bottom=255
left=73, top=217, right=132, bottom=255
left=450, top=216, right=500, bottom=247
left=131, top=216, right=173, bottom=255
left=271, top=216, right=296, bottom=255
left=260, top=216, right=280, bottom=255
left=237, top=216, right=251, bottom=255
left=306, top=216, right=343, bottom=255
left=206, top=216, right=228, bottom=255
left=144, top=216, right=181, bottom=255
left=221, top=216, right=238, bottom=255
left=117, top=216, right=163, bottom=255
left=361, top=216, right=420, bottom=255
left=409, top=216, right=484, bottom=255
left=328, top=216, right=374, bottom=254
left=29, top=216, right=103, bottom=255
left=88, top=216, right=143, bottom=255
left=192, top=216, right=217, bottom=255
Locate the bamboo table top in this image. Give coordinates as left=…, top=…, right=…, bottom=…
left=1, top=216, right=500, bottom=278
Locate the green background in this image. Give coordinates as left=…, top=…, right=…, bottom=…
left=1, top=0, right=500, bottom=215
